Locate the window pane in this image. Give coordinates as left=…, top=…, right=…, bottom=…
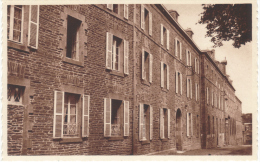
left=14, top=6, right=22, bottom=19
left=64, top=104, right=68, bottom=123
left=7, top=86, right=12, bottom=101
left=13, top=19, right=21, bottom=31
left=13, top=30, right=21, bottom=42
left=70, top=105, right=76, bottom=115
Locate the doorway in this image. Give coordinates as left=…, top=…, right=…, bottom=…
left=176, top=109, right=182, bottom=151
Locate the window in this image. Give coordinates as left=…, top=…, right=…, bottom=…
left=104, top=98, right=129, bottom=137
left=175, top=71, right=182, bottom=94
left=124, top=4, right=128, bottom=19
left=161, top=24, right=169, bottom=49
left=206, top=87, right=209, bottom=104
left=142, top=49, right=153, bottom=83
left=8, top=5, right=23, bottom=43
left=66, top=16, right=81, bottom=60
left=208, top=116, right=210, bottom=135
left=160, top=108, right=170, bottom=139
left=141, top=5, right=152, bottom=35
left=175, top=38, right=182, bottom=59
left=212, top=116, right=215, bottom=135
left=106, top=32, right=129, bottom=74
left=187, top=113, right=192, bottom=136
left=139, top=104, right=153, bottom=141
left=186, top=78, right=192, bottom=99
left=107, top=4, right=119, bottom=14
left=212, top=91, right=214, bottom=106
left=195, top=58, right=199, bottom=74
left=53, top=91, right=90, bottom=138
left=161, top=62, right=169, bottom=90
left=196, top=115, right=199, bottom=137
left=195, top=83, right=199, bottom=101
left=186, top=49, right=191, bottom=66
left=7, top=84, right=24, bottom=105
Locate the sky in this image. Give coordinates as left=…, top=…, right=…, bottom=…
left=164, top=4, right=253, bottom=114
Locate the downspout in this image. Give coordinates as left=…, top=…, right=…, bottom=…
left=132, top=4, right=137, bottom=155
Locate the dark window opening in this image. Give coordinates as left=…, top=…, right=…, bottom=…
left=144, top=51, right=149, bottom=80
left=113, top=4, right=118, bottom=14
left=111, top=99, right=123, bottom=137
left=164, top=64, right=167, bottom=88
left=144, top=9, right=149, bottom=32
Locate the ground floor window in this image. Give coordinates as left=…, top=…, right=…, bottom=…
left=139, top=104, right=153, bottom=141
left=160, top=108, right=170, bottom=139
left=7, top=84, right=24, bottom=105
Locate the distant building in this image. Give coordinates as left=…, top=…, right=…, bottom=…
left=242, top=113, right=252, bottom=145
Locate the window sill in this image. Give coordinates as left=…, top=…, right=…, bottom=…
left=108, top=137, right=124, bottom=141
left=142, top=79, right=151, bottom=86
left=109, top=70, right=125, bottom=77
left=8, top=41, right=29, bottom=53
left=161, top=138, right=168, bottom=142
left=161, top=88, right=168, bottom=93
left=141, top=140, right=150, bottom=145
left=62, top=57, right=84, bottom=67
left=7, top=102, right=24, bottom=106
left=58, top=138, right=83, bottom=144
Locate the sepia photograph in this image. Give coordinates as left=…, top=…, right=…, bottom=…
left=1, top=0, right=258, bottom=160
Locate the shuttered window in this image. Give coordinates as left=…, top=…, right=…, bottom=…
left=139, top=104, right=153, bottom=141
left=141, top=5, right=152, bottom=35
left=161, top=62, right=169, bottom=89
left=187, top=78, right=192, bottom=98
left=124, top=4, right=128, bottom=19
left=142, top=49, right=153, bottom=83
left=160, top=108, right=170, bottom=139
left=161, top=24, right=169, bottom=49
left=8, top=5, right=24, bottom=43
left=28, top=5, right=39, bottom=49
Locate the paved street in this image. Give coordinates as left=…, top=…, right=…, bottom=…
left=154, top=145, right=252, bottom=155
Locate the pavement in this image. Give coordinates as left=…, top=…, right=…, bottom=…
left=153, top=145, right=252, bottom=155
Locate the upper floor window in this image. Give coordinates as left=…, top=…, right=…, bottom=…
left=139, top=104, right=153, bottom=141
left=206, top=87, right=209, bottom=104
left=161, top=24, right=169, bottom=49
left=161, top=62, right=169, bottom=90
left=195, top=83, right=199, bottom=101
left=175, top=38, right=182, bottom=59
left=142, top=49, right=153, bottom=83
left=7, top=84, right=24, bottom=105
left=175, top=71, right=182, bottom=94
left=195, top=58, right=199, bottom=74
left=8, top=5, right=23, bottom=43
left=186, top=49, right=191, bottom=66
left=160, top=108, right=170, bottom=139
left=208, top=116, right=210, bottom=135
left=141, top=5, right=152, bottom=35
left=186, top=78, right=192, bottom=99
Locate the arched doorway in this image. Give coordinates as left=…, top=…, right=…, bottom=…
left=176, top=109, right=182, bottom=151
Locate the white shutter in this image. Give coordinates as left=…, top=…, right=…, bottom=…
left=106, top=32, right=113, bottom=69
left=161, top=62, right=164, bottom=88
left=124, top=100, right=129, bottom=136
left=53, top=91, right=64, bottom=138
left=187, top=113, right=189, bottom=136
left=112, top=40, right=116, bottom=70
left=180, top=73, right=183, bottom=95
left=150, top=106, right=153, bottom=140
left=161, top=24, right=163, bottom=45
left=149, top=54, right=153, bottom=83
left=141, top=5, right=144, bottom=29
left=180, top=42, right=182, bottom=60
left=166, top=29, right=169, bottom=50
left=124, top=40, right=129, bottom=74
left=107, top=4, right=113, bottom=10
left=142, top=48, right=145, bottom=80
left=160, top=108, right=164, bottom=139
left=167, top=64, right=169, bottom=90
left=124, top=4, right=128, bottom=19
left=175, top=72, right=178, bottom=93
left=28, top=5, right=39, bottom=49
left=139, top=104, right=143, bottom=141
left=104, top=98, right=111, bottom=137
left=187, top=78, right=189, bottom=98
left=190, top=80, right=192, bottom=99
left=175, top=38, right=177, bottom=56
left=168, top=109, right=170, bottom=138
left=191, top=114, right=193, bottom=136
left=149, top=12, right=152, bottom=36
left=82, top=95, right=90, bottom=137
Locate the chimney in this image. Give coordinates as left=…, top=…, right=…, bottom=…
left=185, top=28, right=194, bottom=39
left=220, top=57, right=227, bottom=75
left=168, top=10, right=179, bottom=22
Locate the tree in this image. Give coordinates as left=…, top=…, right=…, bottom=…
left=198, top=4, right=252, bottom=48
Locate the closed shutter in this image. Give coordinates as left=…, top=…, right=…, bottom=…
left=160, top=108, right=164, bottom=139
left=180, top=73, right=183, bottom=95
left=191, top=114, right=193, bottom=136
left=82, top=95, right=90, bottom=137
left=161, top=62, right=164, bottom=88
left=175, top=38, right=177, bottom=56
left=104, top=98, right=111, bottom=137
left=124, top=100, right=129, bottom=136
left=166, top=29, right=169, bottom=50
left=190, top=80, right=192, bottom=99
left=175, top=72, right=178, bottom=93
left=149, top=54, right=153, bottom=83
left=28, top=5, right=39, bottom=49
left=107, top=4, right=113, bottom=10
left=149, top=12, right=152, bottom=36
left=167, top=64, right=169, bottom=90
left=187, top=78, right=189, bottom=98
left=139, top=104, right=143, bottom=141
left=161, top=24, right=163, bottom=45
left=150, top=106, right=153, bottom=140
left=124, top=40, right=129, bottom=74
left=180, top=42, right=182, bottom=60
left=142, top=48, right=145, bottom=80
left=187, top=113, right=189, bottom=136
left=124, top=4, right=128, bottom=19
left=168, top=109, right=170, bottom=138
left=141, top=5, right=144, bottom=29
left=53, top=91, right=64, bottom=138
left=106, top=32, right=113, bottom=69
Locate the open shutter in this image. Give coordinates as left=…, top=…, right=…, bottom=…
left=82, top=95, right=90, bottom=137
left=161, top=24, right=163, bottom=45
left=142, top=48, right=145, bottom=80
left=149, top=54, right=153, bottom=83
left=187, top=78, right=189, bottom=98
left=168, top=109, right=170, bottom=138
left=175, top=72, right=178, bottom=93
left=180, top=73, right=183, bottom=95
left=190, top=80, right=192, bottom=99
left=166, top=29, right=169, bottom=50
left=124, top=40, right=129, bottom=74
left=104, top=98, right=111, bottom=137
left=149, top=12, right=152, bottom=36
left=106, top=32, right=113, bottom=69
left=150, top=106, right=153, bottom=140
left=161, top=62, right=164, bottom=88
left=191, top=114, right=193, bottom=136
left=107, top=4, right=113, bottom=10
left=124, top=4, right=128, bottom=19
left=139, top=104, right=143, bottom=141
left=124, top=100, right=129, bottom=136
left=175, top=38, right=178, bottom=56
left=187, top=113, right=189, bottom=136
left=28, top=5, right=39, bottom=49
left=141, top=5, right=144, bottom=29
left=53, top=91, right=64, bottom=138
left=180, top=42, right=182, bottom=60
left=167, top=64, right=169, bottom=90
left=160, top=108, right=164, bottom=139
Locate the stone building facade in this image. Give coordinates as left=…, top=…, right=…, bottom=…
left=7, top=4, right=243, bottom=155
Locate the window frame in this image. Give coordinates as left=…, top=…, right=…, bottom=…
left=161, top=62, right=169, bottom=90
left=141, top=5, right=152, bottom=36
left=7, top=84, right=25, bottom=105
left=139, top=103, right=153, bottom=141
left=142, top=48, right=153, bottom=83
left=160, top=108, right=170, bottom=139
